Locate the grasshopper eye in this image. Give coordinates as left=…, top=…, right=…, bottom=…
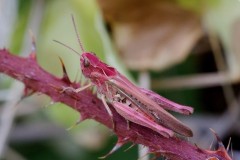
left=83, top=58, right=90, bottom=67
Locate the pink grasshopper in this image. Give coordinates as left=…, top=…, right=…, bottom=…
left=55, top=16, right=194, bottom=138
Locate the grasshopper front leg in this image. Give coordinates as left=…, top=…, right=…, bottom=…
left=61, top=83, right=93, bottom=93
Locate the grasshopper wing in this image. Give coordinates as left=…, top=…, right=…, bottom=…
left=139, top=88, right=193, bottom=115
left=110, top=74, right=193, bottom=137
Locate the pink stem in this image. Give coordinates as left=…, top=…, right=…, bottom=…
left=0, top=49, right=231, bottom=160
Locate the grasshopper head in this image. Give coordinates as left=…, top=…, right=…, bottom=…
left=80, top=53, right=117, bottom=81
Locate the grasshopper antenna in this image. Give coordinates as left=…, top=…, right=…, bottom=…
left=53, top=40, right=80, bottom=56
left=71, top=14, right=85, bottom=53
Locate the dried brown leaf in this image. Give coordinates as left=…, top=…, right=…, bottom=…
left=98, top=0, right=203, bottom=70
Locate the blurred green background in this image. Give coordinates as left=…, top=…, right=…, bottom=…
left=1, top=0, right=240, bottom=159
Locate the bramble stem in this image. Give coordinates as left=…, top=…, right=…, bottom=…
left=0, top=49, right=232, bottom=160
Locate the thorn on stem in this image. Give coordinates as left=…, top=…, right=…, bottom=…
left=99, top=137, right=129, bottom=159
left=209, top=128, right=225, bottom=149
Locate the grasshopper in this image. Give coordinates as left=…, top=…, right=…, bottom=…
left=55, top=16, right=194, bottom=138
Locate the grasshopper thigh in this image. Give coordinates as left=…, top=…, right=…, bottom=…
left=112, top=102, right=174, bottom=138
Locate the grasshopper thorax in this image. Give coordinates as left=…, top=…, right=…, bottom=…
left=80, top=52, right=118, bottom=85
